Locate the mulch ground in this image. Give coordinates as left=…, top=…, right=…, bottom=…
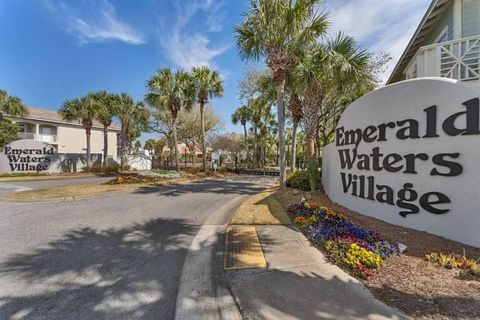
left=272, top=187, right=480, bottom=320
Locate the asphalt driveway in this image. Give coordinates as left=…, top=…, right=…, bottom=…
left=0, top=176, right=273, bottom=320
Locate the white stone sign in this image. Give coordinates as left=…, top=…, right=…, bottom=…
left=0, top=139, right=56, bottom=173
left=322, top=78, right=480, bottom=247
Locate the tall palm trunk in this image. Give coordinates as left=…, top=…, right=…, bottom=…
left=243, top=122, right=248, bottom=161
left=103, top=125, right=108, bottom=166
left=306, top=130, right=316, bottom=186
left=275, top=82, right=287, bottom=190
left=253, top=123, right=258, bottom=164
left=291, top=120, right=298, bottom=171
left=85, top=127, right=92, bottom=170
left=303, top=84, right=324, bottom=191
left=200, top=103, right=207, bottom=172
left=120, top=122, right=129, bottom=170
left=172, top=117, right=180, bottom=172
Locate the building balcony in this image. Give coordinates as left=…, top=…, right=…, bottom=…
left=405, top=35, right=480, bottom=82
left=18, top=132, right=36, bottom=140
left=18, top=132, right=57, bottom=143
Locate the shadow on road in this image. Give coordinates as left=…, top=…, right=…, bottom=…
left=0, top=218, right=198, bottom=320
left=134, top=178, right=269, bottom=198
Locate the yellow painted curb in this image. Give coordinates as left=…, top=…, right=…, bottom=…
left=224, top=226, right=267, bottom=270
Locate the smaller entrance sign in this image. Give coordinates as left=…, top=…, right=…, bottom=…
left=0, top=139, right=56, bottom=173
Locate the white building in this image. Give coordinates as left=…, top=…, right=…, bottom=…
left=388, top=0, right=480, bottom=85
left=5, top=107, right=121, bottom=159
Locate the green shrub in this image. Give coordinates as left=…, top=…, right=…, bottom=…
left=286, top=171, right=311, bottom=191
left=82, top=164, right=120, bottom=174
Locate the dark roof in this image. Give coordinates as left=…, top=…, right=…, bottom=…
left=7, top=107, right=121, bottom=131
left=387, top=0, right=451, bottom=84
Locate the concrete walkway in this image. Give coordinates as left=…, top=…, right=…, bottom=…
left=226, top=226, right=411, bottom=320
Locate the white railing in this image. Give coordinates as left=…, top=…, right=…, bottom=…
left=17, top=132, right=57, bottom=143
left=405, top=35, right=480, bottom=82
left=39, top=134, right=57, bottom=143
left=18, top=132, right=36, bottom=140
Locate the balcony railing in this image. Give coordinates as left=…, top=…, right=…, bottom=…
left=18, top=132, right=57, bottom=143
left=18, top=132, right=36, bottom=140
left=405, top=35, right=480, bottom=82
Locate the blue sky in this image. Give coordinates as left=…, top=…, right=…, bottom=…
left=0, top=0, right=430, bottom=143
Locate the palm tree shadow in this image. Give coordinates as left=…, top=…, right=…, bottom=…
left=0, top=218, right=199, bottom=320
left=134, top=178, right=269, bottom=197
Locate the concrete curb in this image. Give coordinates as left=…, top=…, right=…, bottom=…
left=175, top=196, right=246, bottom=320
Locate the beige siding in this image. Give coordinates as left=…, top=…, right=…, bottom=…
left=56, top=126, right=118, bottom=156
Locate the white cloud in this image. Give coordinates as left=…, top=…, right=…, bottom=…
left=42, top=0, right=144, bottom=45
left=324, top=0, right=431, bottom=83
left=157, top=0, right=229, bottom=69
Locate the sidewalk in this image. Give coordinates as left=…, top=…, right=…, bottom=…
left=226, top=225, right=411, bottom=320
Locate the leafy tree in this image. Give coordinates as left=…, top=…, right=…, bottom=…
left=150, top=105, right=223, bottom=154
left=59, top=96, right=97, bottom=169
left=114, top=93, right=149, bottom=169
left=211, top=133, right=244, bottom=163
left=191, top=66, right=224, bottom=172
left=0, top=89, right=27, bottom=120
left=146, top=68, right=195, bottom=172
left=89, top=91, right=117, bottom=166
left=0, top=119, right=20, bottom=148
left=236, top=0, right=329, bottom=189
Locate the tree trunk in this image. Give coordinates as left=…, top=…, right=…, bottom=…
left=172, top=117, right=180, bottom=172
left=85, top=128, right=92, bottom=170
left=200, top=103, right=207, bottom=173
left=103, top=125, right=108, bottom=166
left=306, top=131, right=317, bottom=191
left=276, top=82, right=287, bottom=190
left=253, top=123, right=258, bottom=165
left=120, top=124, right=128, bottom=170
left=243, top=123, right=248, bottom=161
left=291, top=119, right=298, bottom=172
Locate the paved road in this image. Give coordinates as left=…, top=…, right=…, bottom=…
left=0, top=176, right=114, bottom=193
left=0, top=176, right=273, bottom=320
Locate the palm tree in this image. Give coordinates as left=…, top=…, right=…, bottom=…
left=89, top=91, right=117, bottom=166
left=191, top=66, right=224, bottom=172
left=0, top=89, right=27, bottom=120
left=59, top=96, right=97, bottom=169
left=146, top=68, right=195, bottom=172
left=144, top=139, right=156, bottom=155
left=231, top=105, right=252, bottom=160
left=235, top=0, right=329, bottom=189
left=114, top=93, right=149, bottom=170
left=249, top=96, right=271, bottom=164
left=285, top=74, right=304, bottom=171
left=294, top=33, right=371, bottom=190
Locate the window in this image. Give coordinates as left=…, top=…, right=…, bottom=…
left=435, top=26, right=449, bottom=43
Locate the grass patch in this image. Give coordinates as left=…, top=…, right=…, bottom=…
left=0, top=173, right=103, bottom=182
left=4, top=183, right=145, bottom=201
left=229, top=191, right=292, bottom=225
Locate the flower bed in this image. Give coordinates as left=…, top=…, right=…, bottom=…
left=141, top=170, right=180, bottom=179
left=105, top=175, right=159, bottom=185
left=426, top=252, right=480, bottom=277
left=288, top=200, right=400, bottom=278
